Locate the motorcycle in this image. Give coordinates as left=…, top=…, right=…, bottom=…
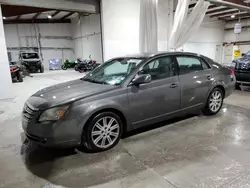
left=61, top=59, right=77, bottom=70
left=9, top=62, right=23, bottom=82
left=76, top=55, right=98, bottom=73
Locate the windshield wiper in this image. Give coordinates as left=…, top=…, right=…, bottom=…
left=82, top=77, right=107, bottom=85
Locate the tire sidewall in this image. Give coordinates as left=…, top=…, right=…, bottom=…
left=83, top=112, right=123, bottom=152
left=205, top=87, right=224, bottom=115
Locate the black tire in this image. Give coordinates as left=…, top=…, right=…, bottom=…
left=40, top=65, right=44, bottom=73
left=82, top=112, right=123, bottom=152
left=203, top=87, right=224, bottom=115
left=235, top=83, right=241, bottom=90
left=61, top=65, right=67, bottom=70
left=17, top=71, right=23, bottom=82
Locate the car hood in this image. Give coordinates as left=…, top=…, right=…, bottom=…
left=233, top=57, right=250, bottom=70
left=27, top=79, right=115, bottom=109
left=233, top=57, right=249, bottom=64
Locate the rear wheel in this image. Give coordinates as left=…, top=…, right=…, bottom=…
left=82, top=112, right=123, bottom=152
left=61, top=65, right=67, bottom=70
left=203, top=87, right=224, bottom=115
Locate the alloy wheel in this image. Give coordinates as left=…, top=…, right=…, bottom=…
left=209, top=90, right=222, bottom=112
left=91, top=116, right=120, bottom=149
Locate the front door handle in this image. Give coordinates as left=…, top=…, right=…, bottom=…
left=170, top=83, right=177, bottom=88
left=207, top=75, right=212, bottom=80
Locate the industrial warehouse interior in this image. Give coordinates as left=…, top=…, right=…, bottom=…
left=1, top=0, right=250, bottom=187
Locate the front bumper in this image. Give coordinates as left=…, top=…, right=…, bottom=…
left=22, top=102, right=81, bottom=147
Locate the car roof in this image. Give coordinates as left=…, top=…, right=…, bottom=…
left=122, top=51, right=203, bottom=59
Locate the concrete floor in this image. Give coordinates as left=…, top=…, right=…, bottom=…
left=1, top=70, right=250, bottom=188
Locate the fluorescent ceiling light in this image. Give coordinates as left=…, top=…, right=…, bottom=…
left=231, top=15, right=235, bottom=18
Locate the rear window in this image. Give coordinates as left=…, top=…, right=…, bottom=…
left=22, top=53, right=39, bottom=59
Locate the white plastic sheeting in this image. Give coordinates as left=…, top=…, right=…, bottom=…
left=169, top=0, right=210, bottom=50
left=139, top=0, right=158, bottom=53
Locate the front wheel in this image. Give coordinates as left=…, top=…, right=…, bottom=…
left=82, top=112, right=123, bottom=152
left=203, top=88, right=224, bottom=115
left=40, top=64, right=44, bottom=73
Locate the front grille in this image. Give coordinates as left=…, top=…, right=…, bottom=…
left=23, top=102, right=38, bottom=122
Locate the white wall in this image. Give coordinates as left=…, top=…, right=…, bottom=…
left=101, top=0, right=225, bottom=61
left=183, top=19, right=225, bottom=62
left=223, top=19, right=250, bottom=64
left=4, top=23, right=75, bottom=69
left=224, top=19, right=250, bottom=42
left=71, top=14, right=103, bottom=63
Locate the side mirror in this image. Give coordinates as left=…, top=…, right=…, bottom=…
left=242, top=53, right=246, bottom=57
left=132, top=74, right=151, bottom=85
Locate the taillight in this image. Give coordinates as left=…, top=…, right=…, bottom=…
left=229, top=68, right=235, bottom=75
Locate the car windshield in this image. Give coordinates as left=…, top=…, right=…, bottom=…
left=22, top=53, right=39, bottom=59
left=245, top=51, right=250, bottom=56
left=83, top=58, right=144, bottom=85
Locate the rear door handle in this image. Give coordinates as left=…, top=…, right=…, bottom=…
left=170, top=83, right=177, bottom=88
left=207, top=75, right=212, bottom=80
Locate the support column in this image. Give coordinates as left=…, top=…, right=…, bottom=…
left=0, top=5, right=13, bottom=100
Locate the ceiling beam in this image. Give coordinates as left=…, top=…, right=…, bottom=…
left=206, top=7, right=232, bottom=14
left=223, top=0, right=250, bottom=7
left=205, top=0, right=250, bottom=12
left=61, top=12, right=74, bottom=20
left=15, top=15, right=21, bottom=20
left=4, top=19, right=71, bottom=24
left=33, top=12, right=42, bottom=20
left=210, top=10, right=239, bottom=17
left=189, top=3, right=217, bottom=9
left=51, top=10, right=60, bottom=18
left=0, top=0, right=98, bottom=13
left=224, top=12, right=250, bottom=18
left=225, top=16, right=250, bottom=22
left=1, top=4, right=52, bottom=17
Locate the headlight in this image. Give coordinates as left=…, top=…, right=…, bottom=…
left=39, top=105, right=69, bottom=122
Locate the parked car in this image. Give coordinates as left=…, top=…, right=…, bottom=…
left=9, top=62, right=23, bottom=82
left=20, top=52, right=44, bottom=73
left=22, top=52, right=235, bottom=152
left=231, top=51, right=250, bottom=88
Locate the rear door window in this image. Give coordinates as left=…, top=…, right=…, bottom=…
left=176, top=56, right=203, bottom=75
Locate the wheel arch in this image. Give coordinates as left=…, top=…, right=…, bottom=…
left=82, top=107, right=128, bottom=136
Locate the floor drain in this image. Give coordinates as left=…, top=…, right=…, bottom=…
left=0, top=111, right=4, bottom=115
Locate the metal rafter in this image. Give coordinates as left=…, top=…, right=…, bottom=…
left=61, top=12, right=74, bottom=20
left=225, top=15, right=250, bottom=22
left=33, top=12, right=42, bottom=20
left=4, top=19, right=71, bottom=24
left=210, top=10, right=239, bottom=17
left=206, top=7, right=232, bottom=14
left=189, top=3, right=217, bottom=9
left=51, top=10, right=60, bottom=17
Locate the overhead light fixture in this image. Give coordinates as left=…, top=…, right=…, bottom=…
left=3, top=17, right=6, bottom=20
left=47, top=15, right=52, bottom=19
left=231, top=15, right=235, bottom=18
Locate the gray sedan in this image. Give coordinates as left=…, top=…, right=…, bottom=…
left=22, top=52, right=235, bottom=152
